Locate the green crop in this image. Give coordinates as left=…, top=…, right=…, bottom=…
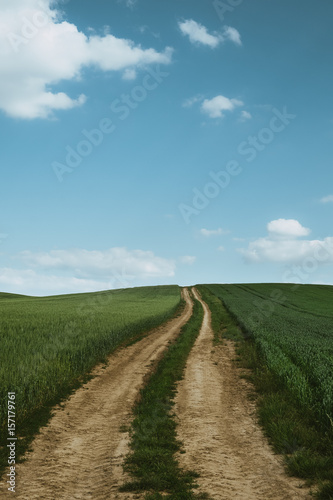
left=202, top=283, right=333, bottom=427
left=0, top=286, right=181, bottom=433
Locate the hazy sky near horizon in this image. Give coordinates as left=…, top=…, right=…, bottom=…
left=0, top=0, right=333, bottom=295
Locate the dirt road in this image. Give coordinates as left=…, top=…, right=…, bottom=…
left=174, top=288, right=311, bottom=499
left=11, top=289, right=193, bottom=500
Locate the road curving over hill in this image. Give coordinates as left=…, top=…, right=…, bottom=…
left=11, top=288, right=193, bottom=500
left=174, top=287, right=311, bottom=500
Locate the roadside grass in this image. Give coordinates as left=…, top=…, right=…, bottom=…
left=120, top=289, right=210, bottom=499
left=197, top=285, right=333, bottom=499
left=0, top=286, right=182, bottom=479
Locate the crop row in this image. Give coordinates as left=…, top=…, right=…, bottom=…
left=0, top=286, right=181, bottom=435
left=203, top=284, right=333, bottom=425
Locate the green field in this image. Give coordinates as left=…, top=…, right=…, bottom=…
left=0, top=286, right=181, bottom=433
left=200, top=283, right=333, bottom=426
left=2, top=282, right=333, bottom=496
left=199, top=283, right=333, bottom=497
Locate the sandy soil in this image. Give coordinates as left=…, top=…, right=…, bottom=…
left=8, top=288, right=193, bottom=500
left=174, top=288, right=311, bottom=499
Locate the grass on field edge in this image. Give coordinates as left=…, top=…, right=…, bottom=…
left=120, top=289, right=210, bottom=499
left=197, top=285, right=333, bottom=500
left=0, top=295, right=186, bottom=481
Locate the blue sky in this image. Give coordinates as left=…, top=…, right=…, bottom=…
left=0, top=0, right=333, bottom=295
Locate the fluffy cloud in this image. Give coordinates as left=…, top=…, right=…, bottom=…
left=178, top=19, right=241, bottom=48
left=0, top=0, right=172, bottom=119
left=240, top=110, right=252, bottom=121
left=0, top=247, right=177, bottom=295
left=0, top=268, right=111, bottom=296
left=267, top=219, right=310, bottom=238
left=223, top=26, right=242, bottom=46
left=320, top=195, right=333, bottom=204
left=239, top=219, right=333, bottom=264
left=200, top=228, right=228, bottom=237
left=182, top=94, right=204, bottom=108
left=18, top=248, right=176, bottom=278
left=179, top=19, right=222, bottom=48
left=201, top=95, right=243, bottom=119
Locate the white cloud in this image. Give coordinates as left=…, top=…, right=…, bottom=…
left=320, top=195, right=333, bottom=204
left=180, top=256, right=196, bottom=265
left=179, top=19, right=222, bottom=48
left=201, top=95, right=243, bottom=118
left=200, top=228, right=229, bottom=237
left=240, top=110, right=252, bottom=121
left=18, top=248, right=176, bottom=278
left=267, top=219, right=310, bottom=238
left=0, top=247, right=177, bottom=295
left=182, top=94, right=204, bottom=108
left=0, top=268, right=112, bottom=296
left=122, top=68, right=137, bottom=80
left=218, top=246, right=225, bottom=252
left=178, top=20, right=241, bottom=49
left=223, top=26, right=242, bottom=46
left=239, top=219, right=333, bottom=264
left=0, top=0, right=172, bottom=119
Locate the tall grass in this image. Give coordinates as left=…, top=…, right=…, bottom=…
left=0, top=286, right=181, bottom=441
left=198, top=284, right=333, bottom=498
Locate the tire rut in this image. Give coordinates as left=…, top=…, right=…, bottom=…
left=7, top=288, right=193, bottom=500
left=174, top=287, right=311, bottom=499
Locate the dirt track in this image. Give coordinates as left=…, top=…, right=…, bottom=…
left=11, top=288, right=192, bottom=500
left=5, top=287, right=313, bottom=499
left=174, top=288, right=311, bottom=499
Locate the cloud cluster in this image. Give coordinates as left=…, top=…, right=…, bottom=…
left=0, top=268, right=110, bottom=296
left=0, top=247, right=177, bottom=295
left=0, top=0, right=172, bottom=119
left=18, top=247, right=176, bottom=278
left=178, top=19, right=241, bottom=48
left=239, top=219, right=333, bottom=264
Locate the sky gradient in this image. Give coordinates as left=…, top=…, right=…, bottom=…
left=1, top=0, right=333, bottom=295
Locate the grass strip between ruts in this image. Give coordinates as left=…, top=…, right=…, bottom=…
left=120, top=289, right=210, bottom=499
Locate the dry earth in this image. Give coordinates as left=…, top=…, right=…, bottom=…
left=174, top=287, right=311, bottom=499
left=7, top=288, right=193, bottom=500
